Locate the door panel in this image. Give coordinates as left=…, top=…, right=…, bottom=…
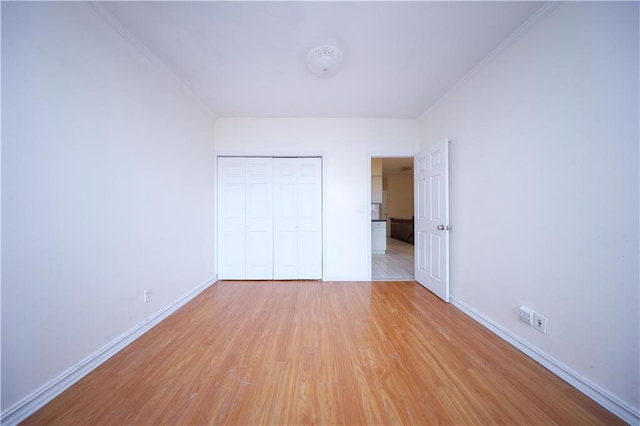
left=297, top=158, right=322, bottom=279
left=218, top=158, right=246, bottom=279
left=246, top=229, right=272, bottom=279
left=273, top=157, right=322, bottom=279
left=415, top=156, right=429, bottom=285
left=273, top=158, right=299, bottom=279
left=429, top=233, right=442, bottom=280
left=415, top=140, right=450, bottom=302
left=218, top=157, right=273, bottom=279
left=245, top=158, right=273, bottom=279
left=430, top=175, right=441, bottom=220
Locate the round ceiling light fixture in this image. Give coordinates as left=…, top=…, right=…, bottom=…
left=306, top=44, right=343, bottom=77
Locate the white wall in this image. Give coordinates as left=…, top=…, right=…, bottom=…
left=214, top=118, right=419, bottom=280
left=419, top=2, right=639, bottom=414
left=1, top=2, right=216, bottom=409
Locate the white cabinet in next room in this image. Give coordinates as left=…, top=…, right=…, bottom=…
left=372, top=221, right=387, bottom=254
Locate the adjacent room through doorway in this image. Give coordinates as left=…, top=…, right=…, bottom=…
left=371, top=157, right=414, bottom=280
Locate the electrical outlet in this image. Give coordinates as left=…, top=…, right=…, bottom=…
left=533, top=313, right=547, bottom=333
left=519, top=306, right=535, bottom=325
left=144, top=288, right=152, bottom=303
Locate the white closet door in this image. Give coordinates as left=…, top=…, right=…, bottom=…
left=220, top=156, right=320, bottom=281
left=218, top=157, right=273, bottom=280
left=273, top=158, right=299, bottom=279
left=297, top=158, right=322, bottom=279
left=273, top=157, right=322, bottom=279
left=244, top=158, right=273, bottom=279
left=218, top=157, right=246, bottom=279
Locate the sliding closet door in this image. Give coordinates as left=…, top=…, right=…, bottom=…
left=297, top=158, right=322, bottom=279
left=273, top=159, right=298, bottom=279
left=218, top=157, right=273, bottom=280
left=218, top=158, right=246, bottom=279
left=244, top=158, right=273, bottom=279
left=273, top=158, right=322, bottom=279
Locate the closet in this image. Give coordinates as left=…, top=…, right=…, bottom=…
left=217, top=157, right=322, bottom=280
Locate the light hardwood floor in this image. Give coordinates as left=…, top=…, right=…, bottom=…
left=25, top=281, right=621, bottom=425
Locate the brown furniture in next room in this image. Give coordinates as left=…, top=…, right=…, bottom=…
left=390, top=217, right=413, bottom=245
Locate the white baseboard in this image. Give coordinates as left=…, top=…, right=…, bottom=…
left=450, top=297, right=639, bottom=425
left=1, top=276, right=218, bottom=426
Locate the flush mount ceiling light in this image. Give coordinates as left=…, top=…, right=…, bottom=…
left=306, top=45, right=343, bottom=77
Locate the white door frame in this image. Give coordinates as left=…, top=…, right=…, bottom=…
left=368, top=153, right=417, bottom=281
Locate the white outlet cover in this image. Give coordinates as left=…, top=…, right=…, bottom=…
left=519, top=306, right=535, bottom=325
left=533, top=313, right=547, bottom=333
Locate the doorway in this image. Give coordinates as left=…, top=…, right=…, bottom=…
left=371, top=157, right=415, bottom=280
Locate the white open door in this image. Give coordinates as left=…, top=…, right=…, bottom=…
left=414, top=139, right=450, bottom=302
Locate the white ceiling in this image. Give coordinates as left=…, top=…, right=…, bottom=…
left=100, top=1, right=544, bottom=119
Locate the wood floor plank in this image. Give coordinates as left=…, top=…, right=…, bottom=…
left=24, top=281, right=622, bottom=425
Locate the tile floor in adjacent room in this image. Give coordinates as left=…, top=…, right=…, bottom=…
left=372, top=237, right=414, bottom=280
